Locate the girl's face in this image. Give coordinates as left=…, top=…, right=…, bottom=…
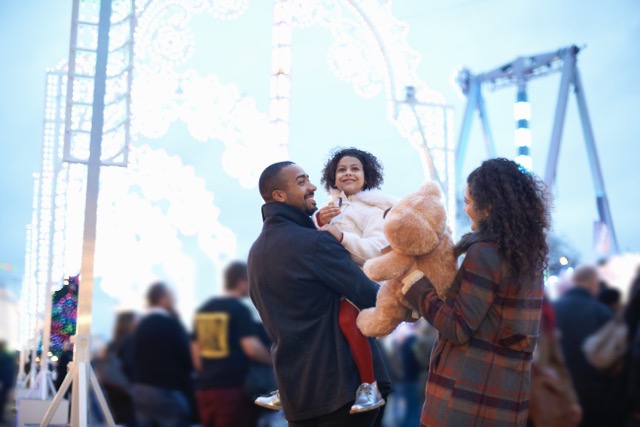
left=335, top=156, right=365, bottom=196
left=463, top=185, right=488, bottom=231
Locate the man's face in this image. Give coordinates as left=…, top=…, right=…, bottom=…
left=160, top=289, right=176, bottom=311
left=237, top=279, right=249, bottom=297
left=276, top=164, right=318, bottom=216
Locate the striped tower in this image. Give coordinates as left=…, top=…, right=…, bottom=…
left=514, top=85, right=532, bottom=170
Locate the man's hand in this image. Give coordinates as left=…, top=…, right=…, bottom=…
left=320, top=223, right=343, bottom=242
left=317, top=204, right=341, bottom=225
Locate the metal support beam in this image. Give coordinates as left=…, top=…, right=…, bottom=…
left=476, top=87, right=497, bottom=160
left=455, top=79, right=497, bottom=189
left=573, top=67, right=619, bottom=254
left=544, top=48, right=575, bottom=188
left=40, top=0, right=117, bottom=425
left=455, top=79, right=478, bottom=188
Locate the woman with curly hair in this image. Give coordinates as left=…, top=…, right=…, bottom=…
left=400, top=158, right=551, bottom=426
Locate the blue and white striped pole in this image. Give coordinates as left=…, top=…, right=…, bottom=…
left=514, top=85, right=532, bottom=170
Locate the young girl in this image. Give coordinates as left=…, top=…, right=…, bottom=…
left=254, top=147, right=396, bottom=414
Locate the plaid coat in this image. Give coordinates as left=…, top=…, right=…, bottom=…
left=405, top=239, right=543, bottom=427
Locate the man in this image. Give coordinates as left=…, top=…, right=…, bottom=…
left=248, top=161, right=391, bottom=426
left=554, top=264, right=624, bottom=427
left=132, top=282, right=194, bottom=427
left=54, top=341, right=73, bottom=395
left=191, top=261, right=272, bottom=427
left=0, top=340, right=16, bottom=424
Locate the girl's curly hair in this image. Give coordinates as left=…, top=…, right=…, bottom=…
left=320, top=147, right=384, bottom=193
left=464, top=158, right=551, bottom=278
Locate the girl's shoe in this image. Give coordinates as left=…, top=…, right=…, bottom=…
left=254, top=390, right=283, bottom=411
left=349, top=381, right=385, bottom=414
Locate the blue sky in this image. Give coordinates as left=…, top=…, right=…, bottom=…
left=1, top=0, right=639, bottom=336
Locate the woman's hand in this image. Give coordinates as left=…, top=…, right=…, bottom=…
left=317, top=205, right=341, bottom=226
left=320, top=224, right=343, bottom=242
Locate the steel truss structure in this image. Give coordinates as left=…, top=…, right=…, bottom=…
left=41, top=0, right=131, bottom=423
left=26, top=0, right=135, bottom=425
left=455, top=45, right=618, bottom=254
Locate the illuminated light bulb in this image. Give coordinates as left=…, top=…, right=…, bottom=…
left=513, top=101, right=531, bottom=121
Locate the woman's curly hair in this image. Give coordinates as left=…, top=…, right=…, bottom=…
left=463, top=158, right=551, bottom=278
left=320, top=147, right=384, bottom=193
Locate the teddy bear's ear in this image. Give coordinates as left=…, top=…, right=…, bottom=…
left=383, top=182, right=447, bottom=256
left=420, top=181, right=443, bottom=199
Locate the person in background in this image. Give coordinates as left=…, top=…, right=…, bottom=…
left=400, top=158, right=550, bottom=426
left=554, top=265, right=624, bottom=427
left=624, top=267, right=640, bottom=427
left=0, top=340, right=16, bottom=425
left=132, top=282, right=194, bottom=427
left=191, top=261, right=271, bottom=427
left=98, top=311, right=138, bottom=427
left=398, top=323, right=425, bottom=427
left=528, top=296, right=582, bottom=427
left=598, top=286, right=623, bottom=314
left=55, top=340, right=73, bottom=396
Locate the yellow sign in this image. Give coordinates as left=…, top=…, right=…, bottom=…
left=195, top=312, right=230, bottom=359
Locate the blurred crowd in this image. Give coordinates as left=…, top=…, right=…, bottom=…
left=1, top=261, right=639, bottom=427
left=528, top=263, right=640, bottom=427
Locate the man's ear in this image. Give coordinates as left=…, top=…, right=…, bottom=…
left=272, top=189, right=286, bottom=202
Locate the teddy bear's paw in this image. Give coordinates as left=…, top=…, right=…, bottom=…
left=363, top=251, right=415, bottom=282
left=356, top=307, right=404, bottom=338
left=362, top=259, right=387, bottom=282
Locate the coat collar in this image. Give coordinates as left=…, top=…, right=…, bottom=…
left=261, top=201, right=317, bottom=230
left=145, top=306, right=172, bottom=317
left=565, top=287, right=594, bottom=300
left=453, top=231, right=495, bottom=258
left=328, top=188, right=397, bottom=210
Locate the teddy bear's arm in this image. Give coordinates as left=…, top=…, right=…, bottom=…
left=363, top=250, right=416, bottom=282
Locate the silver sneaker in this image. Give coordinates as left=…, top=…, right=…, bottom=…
left=349, top=381, right=385, bottom=414
left=254, top=390, right=283, bottom=411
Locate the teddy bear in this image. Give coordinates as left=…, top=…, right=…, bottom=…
left=356, top=181, right=457, bottom=337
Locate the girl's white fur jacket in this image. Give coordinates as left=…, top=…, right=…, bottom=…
left=315, top=189, right=397, bottom=267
